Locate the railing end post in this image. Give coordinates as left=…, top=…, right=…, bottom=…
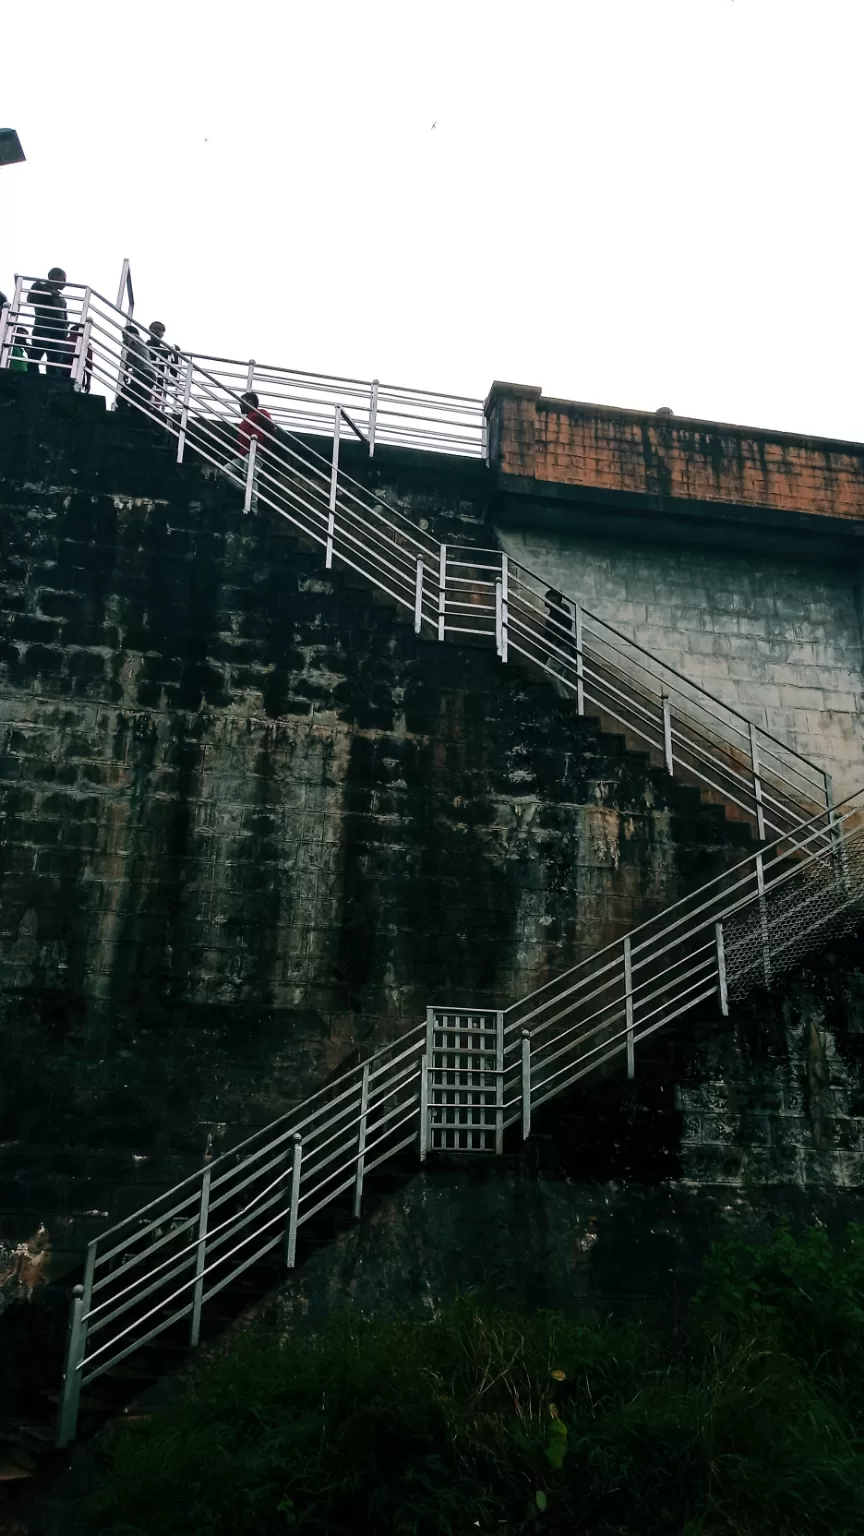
left=56, top=1283, right=86, bottom=1447
left=623, top=934, right=635, bottom=1080
left=715, top=921, right=729, bottom=1018
left=661, top=694, right=674, bottom=776
left=285, top=1134, right=303, bottom=1268
left=520, top=1028, right=532, bottom=1141
left=419, top=1052, right=430, bottom=1161
left=368, top=378, right=379, bottom=458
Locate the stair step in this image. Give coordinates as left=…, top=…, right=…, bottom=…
left=15, top=1424, right=56, bottom=1449
left=103, top=1363, right=158, bottom=1383
left=137, top=1337, right=191, bottom=1356
left=5, top=1445, right=38, bottom=1473
left=42, top=1391, right=114, bottom=1415
left=0, top=1458, right=34, bottom=1482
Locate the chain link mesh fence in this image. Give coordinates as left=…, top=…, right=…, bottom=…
left=725, top=826, right=864, bottom=1000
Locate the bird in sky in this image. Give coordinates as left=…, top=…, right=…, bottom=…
left=431, top=122, right=437, bottom=129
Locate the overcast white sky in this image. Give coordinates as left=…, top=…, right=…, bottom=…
left=2, top=0, right=860, bottom=440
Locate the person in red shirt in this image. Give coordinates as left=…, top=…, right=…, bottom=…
left=235, top=391, right=274, bottom=514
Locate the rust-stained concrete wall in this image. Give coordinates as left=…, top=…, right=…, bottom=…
left=486, top=383, right=864, bottom=520
left=485, top=384, right=864, bottom=800
left=0, top=377, right=750, bottom=1303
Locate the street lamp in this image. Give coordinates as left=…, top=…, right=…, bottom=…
left=0, top=129, right=25, bottom=167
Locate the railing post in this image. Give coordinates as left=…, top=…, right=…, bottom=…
left=494, top=1010, right=505, bottom=1155
left=176, top=357, right=193, bottom=463
left=755, top=851, right=772, bottom=988
left=56, top=1286, right=86, bottom=1447
left=243, top=435, right=258, bottom=515
left=72, top=289, right=92, bottom=392
left=500, top=555, right=509, bottom=662
left=245, top=359, right=256, bottom=392
left=662, top=695, right=674, bottom=776
left=116, top=257, right=132, bottom=316
left=521, top=1029, right=532, bottom=1140
left=715, top=921, right=729, bottom=1017
left=574, top=601, right=585, bottom=716
left=749, top=722, right=766, bottom=840
left=353, top=1064, right=370, bottom=1219
left=414, top=555, right=424, bottom=635
left=438, top=545, right=447, bottom=642
left=419, top=1053, right=430, bottom=1161
left=0, top=276, right=23, bottom=369
left=189, top=1166, right=212, bottom=1347
left=823, top=771, right=849, bottom=890
left=285, top=1133, right=302, bottom=1268
left=623, top=934, right=635, bottom=1079
left=56, top=1241, right=95, bottom=1447
left=368, top=378, right=379, bottom=458
left=326, top=405, right=340, bottom=567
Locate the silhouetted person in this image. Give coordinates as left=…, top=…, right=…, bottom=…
left=544, top=587, right=577, bottom=668
left=10, top=325, right=29, bottom=371
left=27, top=267, right=68, bottom=373
left=118, top=323, right=154, bottom=410
left=147, top=320, right=179, bottom=412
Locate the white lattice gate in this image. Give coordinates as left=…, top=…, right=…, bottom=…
left=422, top=1007, right=504, bottom=1154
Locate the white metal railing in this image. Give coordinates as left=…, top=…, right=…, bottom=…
left=500, top=794, right=864, bottom=1128
left=1, top=278, right=831, bottom=844
left=186, top=351, right=487, bottom=459
left=55, top=791, right=864, bottom=1445
left=3, top=278, right=857, bottom=1442
left=0, top=262, right=485, bottom=456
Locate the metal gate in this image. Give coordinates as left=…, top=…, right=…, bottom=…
left=422, top=1007, right=504, bottom=1154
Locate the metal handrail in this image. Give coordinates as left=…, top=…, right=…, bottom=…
left=53, top=791, right=864, bottom=1444
left=0, top=277, right=833, bottom=841
left=187, top=350, right=487, bottom=458
left=4, top=277, right=855, bottom=1442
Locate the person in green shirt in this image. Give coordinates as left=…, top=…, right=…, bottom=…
left=10, top=325, right=29, bottom=371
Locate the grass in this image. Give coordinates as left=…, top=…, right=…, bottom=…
left=82, top=1224, right=864, bottom=1535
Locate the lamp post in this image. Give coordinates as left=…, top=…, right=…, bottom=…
left=0, top=129, right=25, bottom=167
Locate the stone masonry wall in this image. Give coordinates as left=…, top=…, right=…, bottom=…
left=0, top=376, right=752, bottom=1299
left=264, top=924, right=864, bottom=1338
left=495, top=526, right=864, bottom=801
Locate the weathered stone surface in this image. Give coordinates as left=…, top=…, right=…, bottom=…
left=0, top=376, right=750, bottom=1299
left=496, top=525, right=864, bottom=799
left=264, top=929, right=864, bottom=1336
left=486, top=383, right=864, bottom=521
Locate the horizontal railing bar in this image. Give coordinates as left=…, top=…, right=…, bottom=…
left=526, top=1005, right=628, bottom=1080
left=86, top=1245, right=197, bottom=1335
left=362, top=1128, right=419, bottom=1177
left=92, top=1193, right=201, bottom=1272
left=503, top=953, right=633, bottom=1040
left=186, top=351, right=486, bottom=408
left=297, top=1172, right=357, bottom=1227
left=204, top=1180, right=289, bottom=1260
left=80, top=1298, right=196, bottom=1389
left=209, top=1142, right=294, bottom=1208
left=503, top=797, right=861, bottom=1026
left=199, top=1228, right=284, bottom=1308
left=361, top=1106, right=419, bottom=1162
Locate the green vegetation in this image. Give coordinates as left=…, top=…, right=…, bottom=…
left=85, top=1225, right=864, bottom=1535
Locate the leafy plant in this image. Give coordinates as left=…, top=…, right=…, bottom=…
left=82, top=1225, right=864, bottom=1536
